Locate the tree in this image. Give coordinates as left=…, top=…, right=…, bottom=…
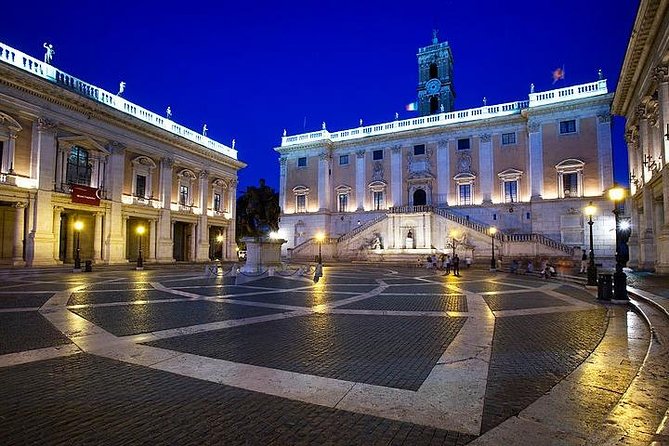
left=236, top=179, right=280, bottom=243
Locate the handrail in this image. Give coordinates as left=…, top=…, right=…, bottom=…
left=337, top=214, right=388, bottom=243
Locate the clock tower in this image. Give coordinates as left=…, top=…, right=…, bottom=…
left=417, top=30, right=455, bottom=116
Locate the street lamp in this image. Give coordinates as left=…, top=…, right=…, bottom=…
left=489, top=227, right=497, bottom=270
left=315, top=232, right=325, bottom=263
left=608, top=186, right=628, bottom=301
left=136, top=225, right=145, bottom=270
left=73, top=220, right=83, bottom=271
left=584, top=202, right=598, bottom=286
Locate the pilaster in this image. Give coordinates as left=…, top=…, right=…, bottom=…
left=527, top=120, right=543, bottom=199
left=355, top=150, right=365, bottom=210
left=279, top=157, right=287, bottom=211
left=317, top=151, right=331, bottom=211
left=196, top=170, right=210, bottom=261
left=93, top=212, right=103, bottom=262
left=436, top=140, right=449, bottom=206
left=12, top=202, right=26, bottom=266
left=596, top=113, right=614, bottom=191
left=390, top=145, right=402, bottom=206
left=478, top=133, right=493, bottom=203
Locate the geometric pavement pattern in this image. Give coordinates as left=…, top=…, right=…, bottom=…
left=0, top=265, right=636, bottom=444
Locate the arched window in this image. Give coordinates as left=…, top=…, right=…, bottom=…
left=66, top=146, right=92, bottom=186
left=430, top=97, right=439, bottom=114
left=335, top=185, right=351, bottom=213
left=497, top=169, right=523, bottom=203
left=555, top=159, right=585, bottom=198
left=429, top=63, right=438, bottom=79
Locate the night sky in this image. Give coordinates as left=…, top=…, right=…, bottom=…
left=2, top=0, right=638, bottom=194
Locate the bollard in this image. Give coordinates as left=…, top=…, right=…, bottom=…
left=84, top=260, right=92, bottom=272
left=597, top=273, right=613, bottom=300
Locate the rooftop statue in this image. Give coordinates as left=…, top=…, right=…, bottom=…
left=43, top=43, right=54, bottom=64
left=166, top=106, right=172, bottom=119
left=117, top=81, right=126, bottom=96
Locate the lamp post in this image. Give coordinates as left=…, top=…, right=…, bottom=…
left=73, top=220, right=83, bottom=271
left=136, top=225, right=145, bottom=270
left=315, top=232, right=325, bottom=263
left=584, top=202, right=598, bottom=286
left=489, top=227, right=497, bottom=270
left=608, top=187, right=628, bottom=301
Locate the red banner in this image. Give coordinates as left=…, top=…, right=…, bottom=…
left=71, top=185, right=101, bottom=206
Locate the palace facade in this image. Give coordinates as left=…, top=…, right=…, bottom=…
left=276, top=35, right=617, bottom=263
left=0, top=42, right=243, bottom=266
left=614, top=0, right=669, bottom=273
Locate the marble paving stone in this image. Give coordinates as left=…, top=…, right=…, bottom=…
left=68, top=289, right=189, bottom=306
left=340, top=294, right=467, bottom=312
left=483, top=292, right=571, bottom=311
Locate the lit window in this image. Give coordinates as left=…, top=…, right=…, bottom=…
left=501, top=133, right=516, bottom=145
left=373, top=150, right=384, bottom=160
left=559, top=120, right=576, bottom=134
left=339, top=155, right=349, bottom=165
left=213, top=193, right=221, bottom=212
left=296, top=195, right=306, bottom=212
left=135, top=175, right=146, bottom=197
left=504, top=180, right=518, bottom=203
left=373, top=191, right=384, bottom=210
left=457, top=138, right=470, bottom=150
left=562, top=173, right=579, bottom=197
left=297, top=157, right=307, bottom=167
left=179, top=185, right=189, bottom=205
left=66, top=146, right=92, bottom=186
left=413, top=144, right=425, bottom=155
left=338, top=193, right=348, bottom=212
left=555, top=159, right=584, bottom=198
left=459, top=184, right=472, bottom=205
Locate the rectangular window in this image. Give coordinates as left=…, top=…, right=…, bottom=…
left=373, top=150, right=384, bottom=160
left=179, top=185, right=189, bottom=205
left=459, top=184, right=472, bottom=205
left=413, top=144, right=425, bottom=155
left=297, top=157, right=307, bottom=167
left=562, top=173, right=579, bottom=197
left=373, top=191, right=384, bottom=210
left=501, top=132, right=516, bottom=145
left=296, top=195, right=306, bottom=212
left=135, top=175, right=146, bottom=197
left=339, top=154, right=349, bottom=165
left=559, top=120, right=576, bottom=134
left=338, top=194, right=348, bottom=213
left=213, top=193, right=221, bottom=211
left=457, top=138, right=470, bottom=150
left=504, top=180, right=518, bottom=203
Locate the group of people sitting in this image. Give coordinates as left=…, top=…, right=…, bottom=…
left=506, top=258, right=557, bottom=278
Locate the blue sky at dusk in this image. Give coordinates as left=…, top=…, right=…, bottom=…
left=2, top=0, right=638, bottom=193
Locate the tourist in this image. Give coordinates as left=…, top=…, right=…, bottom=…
left=313, top=260, right=323, bottom=283
left=453, top=254, right=460, bottom=276
left=445, top=255, right=451, bottom=274
left=527, top=260, right=534, bottom=274
left=580, top=250, right=588, bottom=273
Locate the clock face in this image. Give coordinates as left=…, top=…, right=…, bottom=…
left=426, top=78, right=441, bottom=95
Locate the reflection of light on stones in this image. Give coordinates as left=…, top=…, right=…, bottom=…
left=312, top=277, right=327, bottom=312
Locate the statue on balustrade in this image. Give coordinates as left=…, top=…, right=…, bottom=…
left=43, top=43, right=54, bottom=64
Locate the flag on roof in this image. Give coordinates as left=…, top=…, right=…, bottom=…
left=552, top=66, right=565, bottom=84
left=405, top=101, right=418, bottom=111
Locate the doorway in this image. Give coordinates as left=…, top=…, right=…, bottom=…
left=173, top=222, right=191, bottom=261
left=413, top=189, right=427, bottom=206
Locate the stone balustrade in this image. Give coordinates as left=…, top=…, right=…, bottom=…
left=281, top=80, right=608, bottom=147
left=0, top=42, right=237, bottom=160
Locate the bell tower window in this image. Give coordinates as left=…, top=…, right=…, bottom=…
left=430, top=97, right=439, bottom=114
left=429, top=63, right=438, bottom=79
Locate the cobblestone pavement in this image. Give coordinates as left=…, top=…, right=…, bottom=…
left=0, top=264, right=661, bottom=445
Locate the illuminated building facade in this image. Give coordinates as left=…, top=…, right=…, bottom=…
left=0, top=42, right=244, bottom=266
left=276, top=35, right=617, bottom=262
left=614, top=0, right=669, bottom=272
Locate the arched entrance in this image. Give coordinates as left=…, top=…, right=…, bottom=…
left=413, top=189, right=427, bottom=206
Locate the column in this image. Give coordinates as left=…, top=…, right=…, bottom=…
left=655, top=65, right=669, bottom=164
left=150, top=219, right=157, bottom=261
left=436, top=140, right=449, bottom=206
left=28, top=119, right=59, bottom=266
left=12, top=202, right=26, bottom=265
left=52, top=207, right=62, bottom=262
left=103, top=141, right=126, bottom=263
left=190, top=223, right=197, bottom=261
left=355, top=150, right=365, bottom=210
left=54, top=147, right=64, bottom=189
left=156, top=157, right=175, bottom=262
left=66, top=216, right=74, bottom=263
left=478, top=133, right=493, bottom=203
left=227, top=179, right=237, bottom=261
left=596, top=113, right=614, bottom=191
left=390, top=145, right=402, bottom=207
left=4, top=130, right=18, bottom=174
left=317, top=151, right=331, bottom=211
left=93, top=212, right=103, bottom=262
left=121, top=216, right=128, bottom=260
left=279, top=157, right=287, bottom=212
left=196, top=170, right=210, bottom=261
left=527, top=120, right=543, bottom=199
left=637, top=106, right=652, bottom=183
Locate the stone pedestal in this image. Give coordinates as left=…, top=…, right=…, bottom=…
left=241, top=237, right=286, bottom=274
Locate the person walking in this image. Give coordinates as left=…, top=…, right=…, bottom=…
left=580, top=251, right=588, bottom=273
left=313, top=261, right=323, bottom=283
left=445, top=255, right=451, bottom=275
left=453, top=254, right=460, bottom=276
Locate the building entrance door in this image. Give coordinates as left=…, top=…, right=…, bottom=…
left=173, top=222, right=189, bottom=261
left=413, top=189, right=427, bottom=206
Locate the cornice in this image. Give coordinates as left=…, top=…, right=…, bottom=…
left=0, top=64, right=246, bottom=171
